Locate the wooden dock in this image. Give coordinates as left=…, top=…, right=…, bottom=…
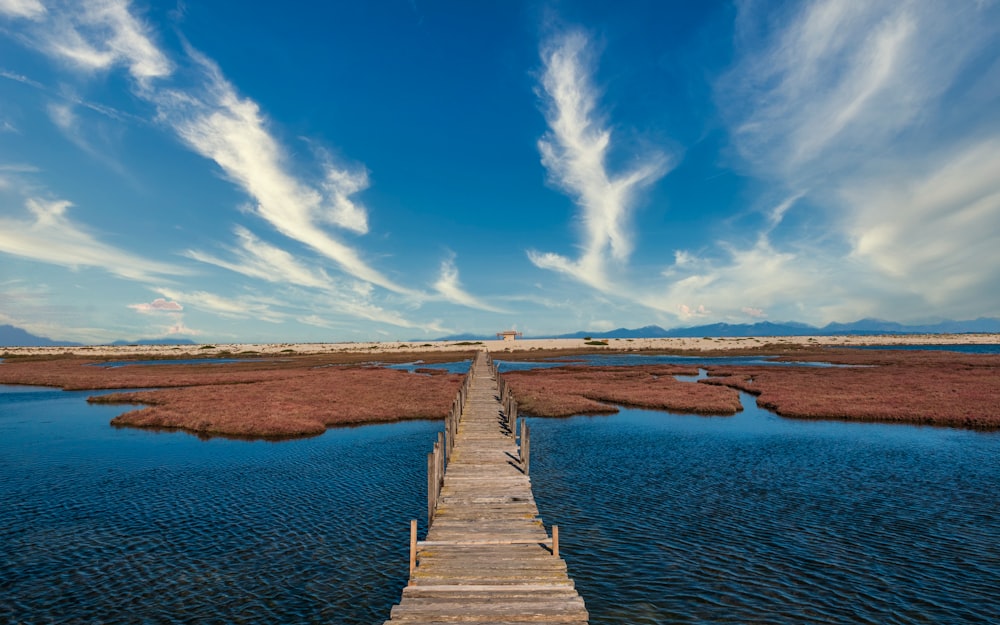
left=383, top=351, right=589, bottom=624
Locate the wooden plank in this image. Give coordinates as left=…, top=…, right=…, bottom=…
left=384, top=351, right=588, bottom=624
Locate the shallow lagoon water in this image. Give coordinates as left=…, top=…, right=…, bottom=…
left=529, top=396, right=1000, bottom=623
left=3, top=376, right=999, bottom=623
left=0, top=385, right=432, bottom=624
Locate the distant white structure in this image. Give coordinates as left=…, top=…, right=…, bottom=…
left=496, top=330, right=523, bottom=342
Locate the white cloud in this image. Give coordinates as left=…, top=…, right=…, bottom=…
left=46, top=101, right=75, bottom=130
left=185, top=226, right=440, bottom=330
left=433, top=255, right=508, bottom=313
left=843, top=137, right=1000, bottom=308
left=741, top=306, right=766, bottom=318
left=165, top=320, right=199, bottom=335
left=39, top=0, right=171, bottom=81
left=185, top=226, right=335, bottom=290
left=528, top=28, right=673, bottom=290
left=0, top=197, right=186, bottom=281
left=689, top=0, right=1000, bottom=324
left=155, top=287, right=286, bottom=323
left=152, top=46, right=413, bottom=295
left=722, top=2, right=946, bottom=183
left=0, top=0, right=46, bottom=20
left=129, top=297, right=183, bottom=313
left=7, top=1, right=413, bottom=298
left=678, top=304, right=710, bottom=321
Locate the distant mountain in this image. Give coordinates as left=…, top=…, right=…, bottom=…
left=556, top=318, right=1000, bottom=339
left=0, top=324, right=200, bottom=347
left=432, top=319, right=1000, bottom=342
left=0, top=325, right=82, bottom=347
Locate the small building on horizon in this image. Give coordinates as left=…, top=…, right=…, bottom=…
left=496, top=330, right=523, bottom=342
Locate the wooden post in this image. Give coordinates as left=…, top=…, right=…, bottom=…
left=520, top=418, right=530, bottom=475
left=436, top=432, right=444, bottom=474
left=444, top=419, right=451, bottom=462
left=427, top=451, right=434, bottom=523
left=552, top=525, right=559, bottom=558
left=409, top=519, right=418, bottom=574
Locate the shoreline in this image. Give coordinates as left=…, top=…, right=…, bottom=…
left=2, top=332, right=999, bottom=358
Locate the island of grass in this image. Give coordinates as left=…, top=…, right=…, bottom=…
left=1, top=340, right=997, bottom=439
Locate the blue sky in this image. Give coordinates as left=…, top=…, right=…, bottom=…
left=1, top=0, right=998, bottom=343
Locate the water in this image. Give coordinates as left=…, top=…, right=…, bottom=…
left=0, top=385, right=435, bottom=624
left=385, top=359, right=472, bottom=374
left=529, top=395, right=1000, bottom=624
left=3, top=382, right=999, bottom=623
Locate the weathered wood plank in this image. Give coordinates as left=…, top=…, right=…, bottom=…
left=384, top=351, right=588, bottom=625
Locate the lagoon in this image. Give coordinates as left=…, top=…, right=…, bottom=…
left=2, top=379, right=999, bottom=623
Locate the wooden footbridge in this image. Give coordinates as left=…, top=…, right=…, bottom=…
left=383, top=350, right=589, bottom=624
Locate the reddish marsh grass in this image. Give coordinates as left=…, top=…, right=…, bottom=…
left=96, top=368, right=461, bottom=438
left=505, top=365, right=743, bottom=417
left=702, top=349, right=1000, bottom=429
left=0, top=353, right=469, bottom=438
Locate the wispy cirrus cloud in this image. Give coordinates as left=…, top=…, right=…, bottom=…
left=1, top=0, right=170, bottom=81
left=185, top=226, right=440, bottom=330
left=719, top=1, right=1000, bottom=185
left=528, top=28, right=673, bottom=291
left=433, top=254, right=509, bottom=313
left=152, top=46, right=410, bottom=293
left=0, top=0, right=46, bottom=20
left=0, top=197, right=186, bottom=281
left=667, top=0, right=1000, bottom=324
left=4, top=0, right=416, bottom=301
left=185, top=225, right=335, bottom=291
left=842, top=137, right=1000, bottom=311
left=155, top=287, right=287, bottom=324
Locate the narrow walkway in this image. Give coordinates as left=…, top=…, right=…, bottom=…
left=383, top=351, right=589, bottom=624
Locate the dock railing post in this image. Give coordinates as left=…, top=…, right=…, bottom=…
left=409, top=519, right=418, bottom=574
left=427, top=451, right=435, bottom=523
left=436, top=432, right=445, bottom=485
left=552, top=525, right=559, bottom=558
left=519, top=418, right=530, bottom=475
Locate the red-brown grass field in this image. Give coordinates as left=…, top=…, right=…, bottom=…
left=0, top=352, right=472, bottom=438
left=1, top=346, right=997, bottom=437
left=698, top=348, right=1000, bottom=429
left=503, top=365, right=743, bottom=417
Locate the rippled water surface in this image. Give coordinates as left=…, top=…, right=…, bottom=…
left=0, top=385, right=433, bottom=624
left=3, top=382, right=999, bottom=624
left=529, top=394, right=1000, bottom=624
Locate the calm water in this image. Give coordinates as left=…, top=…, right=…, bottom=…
left=529, top=395, right=1000, bottom=624
left=0, top=385, right=433, bottom=624
left=3, top=379, right=999, bottom=623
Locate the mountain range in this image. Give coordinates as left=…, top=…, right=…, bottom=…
left=438, top=318, right=1000, bottom=341
left=3, top=318, right=1000, bottom=347
left=0, top=325, right=194, bottom=347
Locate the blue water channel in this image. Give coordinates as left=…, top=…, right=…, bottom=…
left=2, top=352, right=999, bottom=623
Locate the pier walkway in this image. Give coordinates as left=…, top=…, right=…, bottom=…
left=383, top=351, right=589, bottom=624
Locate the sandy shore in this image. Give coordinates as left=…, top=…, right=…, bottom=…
left=3, top=333, right=998, bottom=358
